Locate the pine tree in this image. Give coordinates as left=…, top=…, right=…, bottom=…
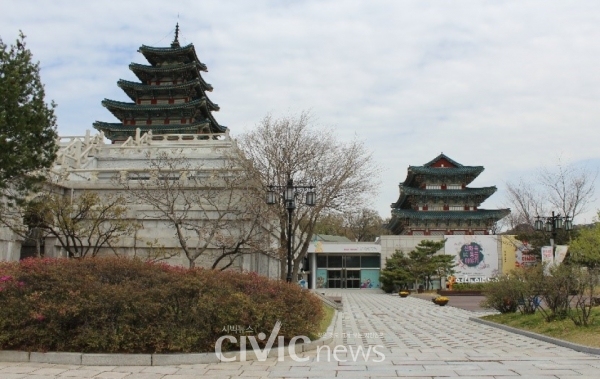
left=380, top=250, right=414, bottom=292
left=408, top=239, right=450, bottom=290
left=0, top=31, right=57, bottom=199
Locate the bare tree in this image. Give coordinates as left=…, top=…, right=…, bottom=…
left=1, top=187, right=138, bottom=259
left=503, top=160, right=596, bottom=229
left=120, top=150, right=275, bottom=269
left=314, top=208, right=387, bottom=242
left=503, top=179, right=547, bottom=230
left=539, top=160, right=597, bottom=222
left=237, top=111, right=379, bottom=280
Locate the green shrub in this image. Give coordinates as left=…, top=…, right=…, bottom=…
left=537, top=264, right=578, bottom=321
left=481, top=266, right=543, bottom=314
left=480, top=275, right=519, bottom=313
left=0, top=257, right=323, bottom=353
left=452, top=282, right=490, bottom=291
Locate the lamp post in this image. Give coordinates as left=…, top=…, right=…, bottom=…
left=266, top=177, right=316, bottom=283
left=534, top=211, right=573, bottom=257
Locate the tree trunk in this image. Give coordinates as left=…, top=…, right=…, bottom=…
left=280, top=251, right=286, bottom=281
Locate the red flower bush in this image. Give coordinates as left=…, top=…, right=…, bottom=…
left=0, top=257, right=323, bottom=353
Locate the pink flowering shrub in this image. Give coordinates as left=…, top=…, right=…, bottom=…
left=0, top=257, right=323, bottom=353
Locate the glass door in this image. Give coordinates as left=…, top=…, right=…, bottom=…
left=344, top=269, right=361, bottom=288
left=327, top=269, right=342, bottom=288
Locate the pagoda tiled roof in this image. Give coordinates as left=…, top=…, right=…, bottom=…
left=423, top=153, right=463, bottom=167
left=118, top=79, right=214, bottom=99
left=102, top=98, right=205, bottom=112
left=402, top=165, right=484, bottom=187
left=95, top=33, right=225, bottom=142
left=392, top=186, right=498, bottom=208
left=407, top=165, right=484, bottom=176
left=401, top=186, right=496, bottom=197
left=92, top=121, right=215, bottom=140
left=117, top=80, right=219, bottom=111
left=138, top=44, right=201, bottom=66
left=391, top=209, right=510, bottom=221
left=129, top=61, right=209, bottom=80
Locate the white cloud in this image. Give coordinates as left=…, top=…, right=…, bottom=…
left=3, top=0, right=600, bottom=223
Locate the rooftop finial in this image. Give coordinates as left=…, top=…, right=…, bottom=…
left=171, top=23, right=180, bottom=48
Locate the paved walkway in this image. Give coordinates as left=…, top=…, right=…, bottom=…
left=410, top=293, right=488, bottom=313
left=2, top=290, right=600, bottom=378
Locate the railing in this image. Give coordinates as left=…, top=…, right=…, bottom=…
left=55, top=130, right=105, bottom=169
left=55, top=129, right=233, bottom=170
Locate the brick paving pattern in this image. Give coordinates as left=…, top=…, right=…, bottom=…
left=1, top=290, right=599, bottom=378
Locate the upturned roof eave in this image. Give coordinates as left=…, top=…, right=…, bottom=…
left=93, top=120, right=211, bottom=133
left=138, top=43, right=203, bottom=66
left=390, top=209, right=511, bottom=220
left=423, top=153, right=464, bottom=168
left=117, top=79, right=215, bottom=103
left=101, top=98, right=205, bottom=111
left=401, top=186, right=498, bottom=197
left=129, top=61, right=208, bottom=76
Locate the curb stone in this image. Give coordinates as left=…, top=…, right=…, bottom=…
left=469, top=316, right=600, bottom=355
left=0, top=310, right=338, bottom=366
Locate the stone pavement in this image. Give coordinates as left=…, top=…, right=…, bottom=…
left=2, top=290, right=600, bottom=378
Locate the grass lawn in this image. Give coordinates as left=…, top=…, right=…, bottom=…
left=482, top=308, right=600, bottom=348
left=312, top=304, right=335, bottom=340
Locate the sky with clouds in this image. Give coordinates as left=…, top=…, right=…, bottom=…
left=2, top=0, right=600, bottom=224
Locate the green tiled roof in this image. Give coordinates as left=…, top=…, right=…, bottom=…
left=102, top=98, right=205, bottom=111
left=139, top=44, right=195, bottom=54
left=401, top=186, right=496, bottom=197
left=391, top=209, right=510, bottom=220
left=93, top=120, right=210, bottom=133
left=93, top=121, right=217, bottom=140
left=392, top=186, right=498, bottom=208
left=129, top=61, right=209, bottom=78
left=408, top=166, right=484, bottom=176
left=423, top=153, right=463, bottom=167
left=138, top=44, right=201, bottom=66
left=118, top=79, right=213, bottom=100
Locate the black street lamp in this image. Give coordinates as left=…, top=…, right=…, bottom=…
left=534, top=211, right=573, bottom=257
left=266, top=177, right=316, bottom=283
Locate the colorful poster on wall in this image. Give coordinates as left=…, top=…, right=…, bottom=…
left=445, top=235, right=499, bottom=282
left=541, top=246, right=554, bottom=274
left=501, top=236, right=535, bottom=273
left=555, top=245, right=569, bottom=265
left=316, top=269, right=327, bottom=288
left=360, top=269, right=380, bottom=289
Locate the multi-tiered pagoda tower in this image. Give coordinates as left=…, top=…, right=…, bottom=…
left=94, top=25, right=226, bottom=143
left=387, top=154, right=510, bottom=236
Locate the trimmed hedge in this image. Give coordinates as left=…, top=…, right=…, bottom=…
left=0, top=257, right=323, bottom=354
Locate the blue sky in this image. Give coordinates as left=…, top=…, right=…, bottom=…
left=3, top=0, right=600, bottom=224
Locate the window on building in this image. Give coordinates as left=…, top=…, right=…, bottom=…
left=448, top=206, right=463, bottom=211
left=327, top=255, right=343, bottom=268
left=361, top=256, right=380, bottom=268
left=426, top=184, right=442, bottom=190
left=316, top=255, right=327, bottom=268
left=447, top=184, right=462, bottom=190
left=345, top=256, right=361, bottom=268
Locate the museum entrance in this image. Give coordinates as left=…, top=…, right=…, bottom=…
left=315, top=253, right=381, bottom=289
left=327, top=269, right=361, bottom=289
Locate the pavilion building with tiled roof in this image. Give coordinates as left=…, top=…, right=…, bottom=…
left=387, top=154, right=510, bottom=236
left=94, top=24, right=226, bottom=143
